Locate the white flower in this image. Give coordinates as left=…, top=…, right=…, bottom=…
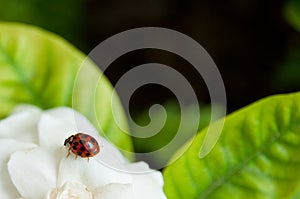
left=0, top=105, right=167, bottom=199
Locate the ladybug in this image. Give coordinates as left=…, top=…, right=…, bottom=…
left=64, top=133, right=100, bottom=160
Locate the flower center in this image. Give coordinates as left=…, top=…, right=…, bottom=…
left=45, top=181, right=93, bottom=199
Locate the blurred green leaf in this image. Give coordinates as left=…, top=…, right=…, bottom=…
left=274, top=46, right=300, bottom=91
left=132, top=101, right=215, bottom=168
left=284, top=0, right=300, bottom=32
left=0, top=22, right=133, bottom=155
left=0, top=0, right=86, bottom=51
left=163, top=92, right=300, bottom=199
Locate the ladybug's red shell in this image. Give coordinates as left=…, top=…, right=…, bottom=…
left=64, top=133, right=100, bottom=159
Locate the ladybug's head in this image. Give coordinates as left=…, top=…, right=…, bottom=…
left=64, top=135, right=74, bottom=147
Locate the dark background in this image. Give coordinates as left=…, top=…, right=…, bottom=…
left=1, top=0, right=300, bottom=114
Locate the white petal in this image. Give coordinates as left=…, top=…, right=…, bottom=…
left=132, top=171, right=167, bottom=199
left=38, top=107, right=98, bottom=147
left=93, top=183, right=134, bottom=199
left=11, top=104, right=41, bottom=114
left=0, top=107, right=41, bottom=144
left=0, top=139, right=36, bottom=199
left=44, top=107, right=98, bottom=134
left=44, top=181, right=93, bottom=199
left=57, top=155, right=132, bottom=190
left=94, top=137, right=129, bottom=168
left=43, top=189, right=57, bottom=199
left=48, top=107, right=128, bottom=164
left=123, top=161, right=151, bottom=173
left=38, top=114, right=77, bottom=147
left=39, top=107, right=127, bottom=165
left=8, top=147, right=63, bottom=199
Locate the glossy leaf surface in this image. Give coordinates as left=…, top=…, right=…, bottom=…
left=0, top=22, right=132, bottom=153
left=164, top=92, right=300, bottom=199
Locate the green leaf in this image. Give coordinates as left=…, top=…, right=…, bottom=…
left=132, top=101, right=213, bottom=168
left=0, top=22, right=133, bottom=155
left=163, top=92, right=300, bottom=199
left=0, top=0, right=86, bottom=50
left=273, top=46, right=300, bottom=91
left=284, top=0, right=300, bottom=33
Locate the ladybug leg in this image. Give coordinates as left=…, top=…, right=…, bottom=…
left=87, top=157, right=90, bottom=162
left=66, top=148, right=71, bottom=158
left=75, top=154, right=78, bottom=160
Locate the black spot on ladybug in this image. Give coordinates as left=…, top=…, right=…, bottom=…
left=80, top=146, right=86, bottom=152
left=77, top=151, right=82, bottom=156
left=80, top=140, right=86, bottom=145
left=85, top=152, right=91, bottom=157
left=73, top=142, right=79, bottom=146
left=73, top=146, right=77, bottom=150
